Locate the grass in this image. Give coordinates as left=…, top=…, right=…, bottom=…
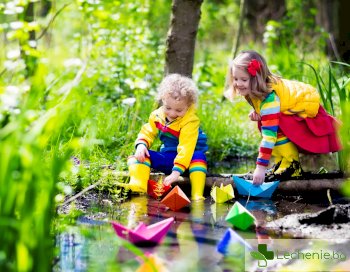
left=303, top=61, right=350, bottom=173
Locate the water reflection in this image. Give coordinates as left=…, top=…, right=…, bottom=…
left=56, top=231, right=87, bottom=272
left=210, top=202, right=232, bottom=225
left=55, top=194, right=348, bottom=271
left=124, top=196, right=149, bottom=228
left=136, top=253, right=169, bottom=272
left=238, top=199, right=277, bottom=215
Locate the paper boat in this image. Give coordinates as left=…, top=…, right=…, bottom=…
left=147, top=179, right=172, bottom=199
left=217, top=228, right=252, bottom=255
left=111, top=217, right=174, bottom=246
left=161, top=185, right=191, bottom=211
left=233, top=176, right=279, bottom=198
left=210, top=183, right=235, bottom=203
left=225, top=201, right=255, bottom=230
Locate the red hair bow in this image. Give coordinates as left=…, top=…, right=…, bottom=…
left=247, top=59, right=261, bottom=76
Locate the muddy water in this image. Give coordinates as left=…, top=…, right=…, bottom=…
left=54, top=192, right=349, bottom=272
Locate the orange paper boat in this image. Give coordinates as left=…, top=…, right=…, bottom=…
left=161, top=185, right=191, bottom=211
left=111, top=217, right=174, bottom=246
left=147, top=179, right=172, bottom=199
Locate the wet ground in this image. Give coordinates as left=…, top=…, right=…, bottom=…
left=55, top=190, right=350, bottom=272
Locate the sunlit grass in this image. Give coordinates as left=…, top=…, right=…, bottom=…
left=302, top=62, right=350, bottom=173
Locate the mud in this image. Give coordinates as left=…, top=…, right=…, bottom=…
left=57, top=191, right=123, bottom=221
left=299, top=204, right=350, bottom=225
left=265, top=204, right=350, bottom=239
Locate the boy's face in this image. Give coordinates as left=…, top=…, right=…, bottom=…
left=162, top=95, right=189, bottom=122
left=232, top=66, right=251, bottom=96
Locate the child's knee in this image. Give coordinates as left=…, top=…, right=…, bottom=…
left=191, top=150, right=207, bottom=161
left=189, top=151, right=207, bottom=174
left=127, top=156, right=151, bottom=167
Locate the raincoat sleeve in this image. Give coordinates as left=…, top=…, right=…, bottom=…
left=257, top=92, right=280, bottom=167
left=135, top=111, right=158, bottom=149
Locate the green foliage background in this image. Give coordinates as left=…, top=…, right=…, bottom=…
left=0, top=0, right=349, bottom=271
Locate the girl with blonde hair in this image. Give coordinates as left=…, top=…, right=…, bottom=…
left=226, top=50, right=341, bottom=184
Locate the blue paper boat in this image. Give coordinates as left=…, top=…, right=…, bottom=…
left=217, top=228, right=252, bottom=256
left=233, top=176, right=279, bottom=198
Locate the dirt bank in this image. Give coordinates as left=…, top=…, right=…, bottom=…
left=265, top=204, right=350, bottom=239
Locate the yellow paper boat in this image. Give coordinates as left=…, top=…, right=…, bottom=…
left=210, top=183, right=235, bottom=203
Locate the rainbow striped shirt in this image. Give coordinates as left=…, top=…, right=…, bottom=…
left=256, top=91, right=289, bottom=167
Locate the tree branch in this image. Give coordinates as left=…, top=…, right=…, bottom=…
left=60, top=180, right=101, bottom=206
left=37, top=3, right=71, bottom=41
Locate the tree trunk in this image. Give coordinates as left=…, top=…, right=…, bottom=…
left=22, top=2, right=38, bottom=78
left=245, top=0, right=286, bottom=41
left=316, top=0, right=350, bottom=62
left=165, top=0, right=203, bottom=78
left=40, top=0, right=52, bottom=17
left=232, top=0, right=246, bottom=58
left=338, top=0, right=350, bottom=61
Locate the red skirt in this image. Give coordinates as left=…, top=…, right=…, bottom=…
left=278, top=106, right=342, bottom=154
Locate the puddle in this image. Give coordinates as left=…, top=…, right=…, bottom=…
left=55, top=193, right=350, bottom=271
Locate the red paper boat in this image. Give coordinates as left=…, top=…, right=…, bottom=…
left=147, top=179, right=172, bottom=199
left=111, top=217, right=174, bottom=247
left=160, top=185, right=191, bottom=211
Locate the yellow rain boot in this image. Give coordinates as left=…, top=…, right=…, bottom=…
left=189, top=171, right=206, bottom=201
left=127, top=156, right=151, bottom=193
left=271, top=141, right=303, bottom=179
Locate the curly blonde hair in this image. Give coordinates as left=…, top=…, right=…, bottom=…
left=157, top=74, right=198, bottom=106
left=224, top=50, right=278, bottom=100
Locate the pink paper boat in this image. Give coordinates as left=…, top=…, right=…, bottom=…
left=111, top=217, right=174, bottom=247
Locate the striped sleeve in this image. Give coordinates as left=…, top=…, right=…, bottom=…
left=257, top=92, right=281, bottom=167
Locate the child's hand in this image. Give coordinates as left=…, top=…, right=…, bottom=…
left=253, top=165, right=266, bottom=185
left=248, top=110, right=261, bottom=121
left=163, top=171, right=180, bottom=186
left=135, top=144, right=149, bottom=162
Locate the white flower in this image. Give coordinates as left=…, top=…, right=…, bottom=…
left=28, top=40, right=37, bottom=48
left=122, top=97, right=136, bottom=106
left=63, top=58, right=82, bottom=67
left=87, top=0, right=100, bottom=4
left=1, top=86, right=26, bottom=110
left=9, top=21, right=24, bottom=30
left=135, top=80, right=149, bottom=90
left=201, top=81, right=212, bottom=88
left=4, top=59, right=25, bottom=71
left=4, top=3, right=24, bottom=15
left=6, top=49, right=21, bottom=59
